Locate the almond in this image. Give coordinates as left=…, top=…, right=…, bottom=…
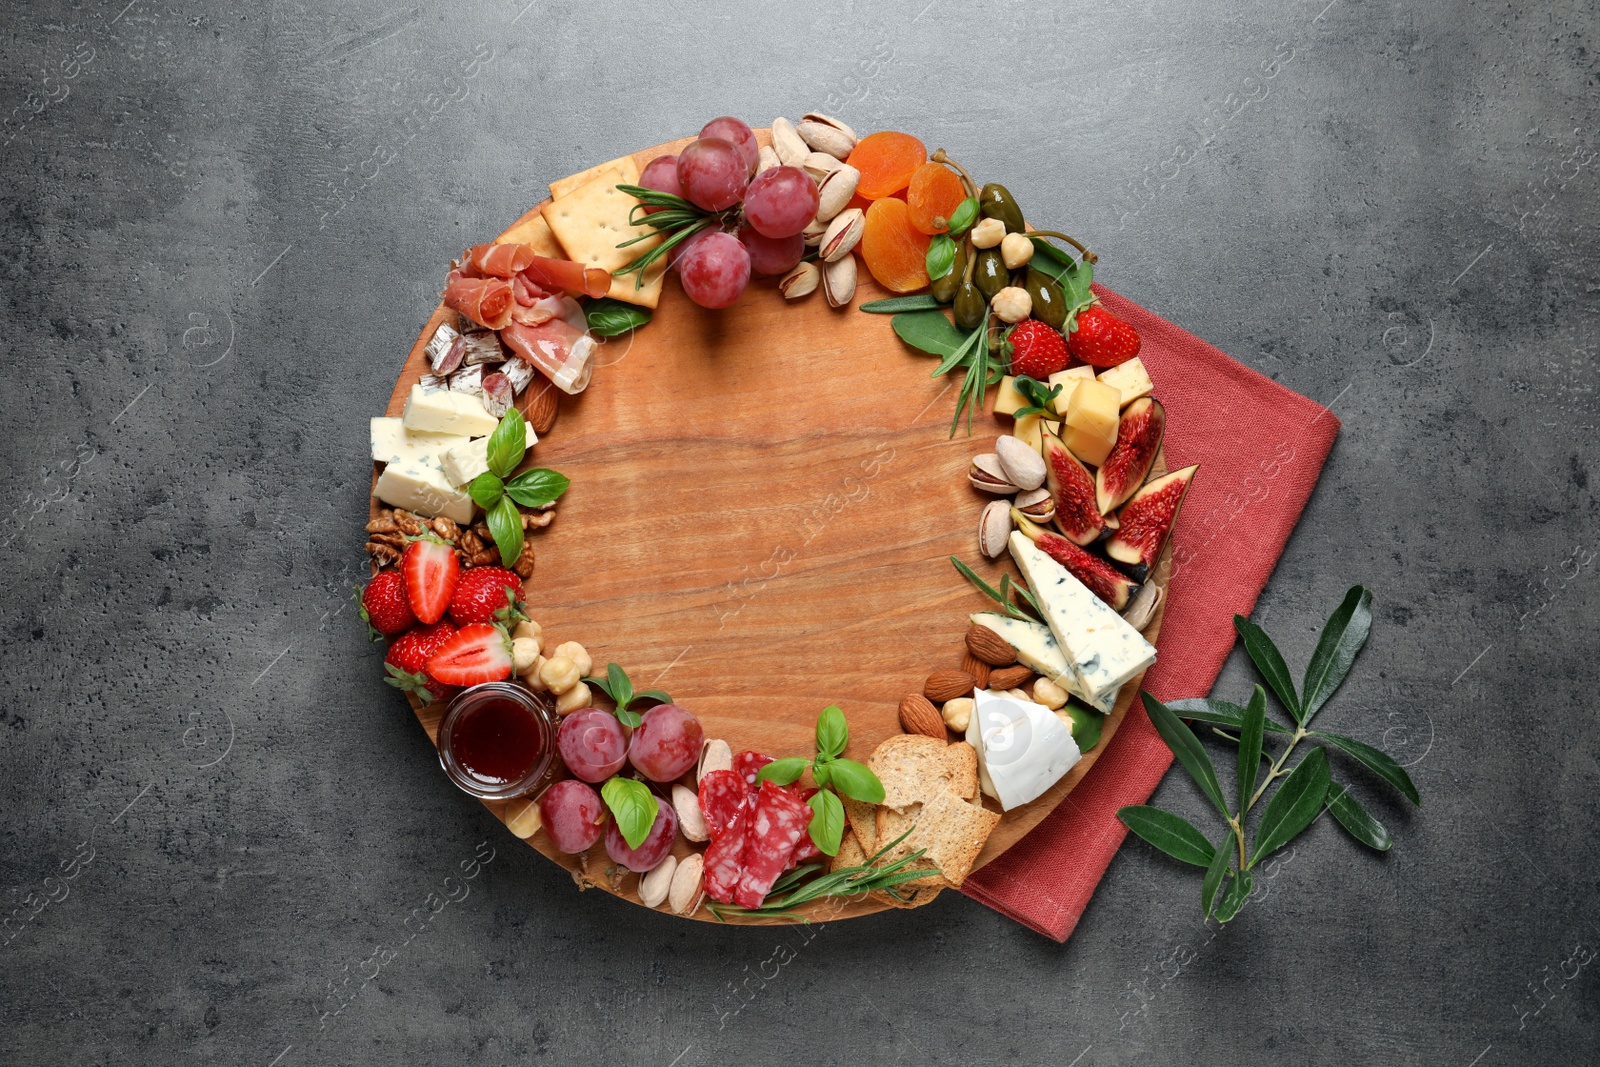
left=989, top=664, right=1035, bottom=691
left=898, top=694, right=946, bottom=738
left=966, top=625, right=1018, bottom=667
left=924, top=669, right=976, bottom=703
left=959, top=651, right=991, bottom=690
left=526, top=383, right=559, bottom=435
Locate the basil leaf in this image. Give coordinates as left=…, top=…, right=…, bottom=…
left=1249, top=747, right=1330, bottom=866
left=860, top=294, right=943, bottom=313
left=810, top=761, right=832, bottom=788
left=486, top=495, right=524, bottom=567
left=755, top=757, right=810, bottom=787
left=825, top=758, right=884, bottom=804
left=468, top=471, right=505, bottom=511
left=946, top=197, right=979, bottom=235
left=1116, top=806, right=1216, bottom=867
left=584, top=297, right=652, bottom=338
left=606, top=662, right=632, bottom=711
left=600, top=778, right=658, bottom=850
left=1312, top=732, right=1420, bottom=805
left=808, top=789, right=845, bottom=857
left=1066, top=702, right=1103, bottom=751
left=503, top=468, right=570, bottom=509
left=1213, top=868, right=1253, bottom=922
left=615, top=706, right=642, bottom=729
left=635, top=689, right=671, bottom=705
left=1325, top=781, right=1392, bottom=851
left=1142, top=692, right=1230, bottom=818
left=1201, top=836, right=1232, bottom=918
left=890, top=308, right=967, bottom=358
left=925, top=233, right=957, bottom=281
left=1300, top=586, right=1373, bottom=724
left=1233, top=614, right=1303, bottom=722
left=815, top=705, right=848, bottom=761
left=484, top=411, right=527, bottom=479
left=1238, top=686, right=1266, bottom=813
left=1167, top=697, right=1293, bottom=735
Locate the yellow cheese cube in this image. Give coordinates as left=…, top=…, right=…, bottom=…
left=1049, top=366, right=1095, bottom=416
left=1062, top=423, right=1114, bottom=466
left=1063, top=379, right=1120, bottom=465
left=1012, top=414, right=1061, bottom=453
left=1097, top=358, right=1154, bottom=407
left=993, top=376, right=1027, bottom=417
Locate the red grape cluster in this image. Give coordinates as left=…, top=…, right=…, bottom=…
left=637, top=116, right=819, bottom=310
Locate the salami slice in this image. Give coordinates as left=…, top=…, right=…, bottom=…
left=786, top=786, right=823, bottom=867
left=697, top=769, right=748, bottom=838
left=733, top=781, right=814, bottom=909
left=703, top=806, right=747, bottom=905
left=733, top=750, right=774, bottom=791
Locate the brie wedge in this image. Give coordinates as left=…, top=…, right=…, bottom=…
left=964, top=688, right=1081, bottom=811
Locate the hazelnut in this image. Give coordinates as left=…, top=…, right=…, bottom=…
left=520, top=654, right=547, bottom=689
left=1032, top=677, right=1069, bottom=711
left=991, top=286, right=1033, bottom=324
left=970, top=217, right=1007, bottom=249
left=511, top=637, right=540, bottom=674
left=1000, top=232, right=1035, bottom=269
left=539, top=655, right=580, bottom=695
left=555, top=680, right=593, bottom=715
left=512, top=619, right=542, bottom=647
left=551, top=641, right=592, bottom=678
left=942, top=697, right=974, bottom=733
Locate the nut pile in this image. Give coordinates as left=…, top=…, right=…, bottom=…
left=897, top=622, right=1070, bottom=741
left=366, top=507, right=546, bottom=577
left=767, top=113, right=865, bottom=309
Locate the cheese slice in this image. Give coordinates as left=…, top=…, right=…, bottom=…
left=1009, top=531, right=1156, bottom=701
left=439, top=437, right=490, bottom=487
left=369, top=417, right=470, bottom=470
left=964, top=688, right=1081, bottom=811
left=969, top=612, right=1116, bottom=714
left=401, top=384, right=499, bottom=437
left=373, top=457, right=474, bottom=524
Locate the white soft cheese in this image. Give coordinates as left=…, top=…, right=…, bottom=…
left=964, top=688, right=1081, bottom=811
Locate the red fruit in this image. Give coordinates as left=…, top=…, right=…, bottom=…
left=401, top=534, right=460, bottom=624
left=1068, top=306, right=1141, bottom=368
left=426, top=623, right=513, bottom=687
left=1008, top=320, right=1070, bottom=380
left=1013, top=514, right=1140, bottom=610
left=1096, top=398, right=1167, bottom=514
left=360, top=570, right=415, bottom=638
left=448, top=567, right=524, bottom=626
left=1107, top=465, right=1198, bottom=580
left=1042, top=432, right=1108, bottom=546
left=384, top=620, right=458, bottom=704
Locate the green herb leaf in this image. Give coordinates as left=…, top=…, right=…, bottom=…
left=815, top=705, right=848, bottom=761
left=1233, top=614, right=1303, bottom=722
left=756, top=758, right=810, bottom=787
left=585, top=298, right=652, bottom=338
left=486, top=495, right=524, bottom=567
left=825, top=758, right=884, bottom=804
left=636, top=689, right=671, bottom=705
left=1213, top=868, right=1253, bottom=922
left=1300, top=586, right=1373, bottom=724
left=600, top=777, right=657, bottom=850
left=1029, top=242, right=1095, bottom=317
left=891, top=308, right=967, bottom=358
left=952, top=556, right=1036, bottom=622
left=930, top=322, right=983, bottom=379
left=1238, top=686, right=1267, bottom=814
left=1249, top=747, right=1330, bottom=866
left=1166, top=697, right=1294, bottom=735
left=811, top=761, right=832, bottom=788
left=926, top=233, right=957, bottom=281
left=946, top=197, right=979, bottom=235
left=1142, top=692, right=1230, bottom=818
left=860, top=294, right=943, bottom=313
left=468, top=471, right=505, bottom=511
left=1312, top=732, right=1420, bottom=805
left=1116, top=806, right=1216, bottom=867
left=1012, top=375, right=1061, bottom=411
left=615, top=706, right=642, bottom=729
left=808, top=789, right=845, bottom=856
left=1000, top=573, right=1043, bottom=620
left=503, top=468, right=570, bottom=509
left=1065, top=702, right=1103, bottom=751
left=1325, top=781, right=1393, bottom=851
left=1201, top=835, right=1232, bottom=918
left=485, top=411, right=527, bottom=479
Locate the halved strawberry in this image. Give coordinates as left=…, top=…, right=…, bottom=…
left=360, top=570, right=416, bottom=638
left=384, top=620, right=458, bottom=704
left=402, top=533, right=460, bottom=624
left=448, top=567, right=525, bottom=626
left=427, top=623, right=514, bottom=686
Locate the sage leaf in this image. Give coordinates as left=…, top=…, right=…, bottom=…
left=1213, top=868, right=1253, bottom=922
left=815, top=704, right=848, bottom=761
left=825, top=758, right=884, bottom=804
left=890, top=308, right=966, bottom=357
left=1201, top=836, right=1232, bottom=918
left=1326, top=782, right=1393, bottom=851
left=468, top=471, right=505, bottom=511
left=484, top=410, right=527, bottom=479
left=1168, top=697, right=1293, bottom=735
left=1313, top=732, right=1420, bottom=805
left=1143, top=693, right=1231, bottom=818
left=926, top=233, right=957, bottom=281
left=1116, top=806, right=1216, bottom=867
left=584, top=297, right=652, bottom=338
left=808, top=789, right=845, bottom=856
left=1238, top=686, right=1267, bottom=813
left=503, top=468, right=570, bottom=509
left=600, top=778, right=657, bottom=850
left=860, top=294, right=943, bottom=313
left=486, top=494, right=523, bottom=567
left=1249, top=747, right=1330, bottom=866
left=756, top=757, right=810, bottom=787
left=1300, top=586, right=1373, bottom=724
left=1233, top=614, right=1302, bottom=722
left=946, top=197, right=979, bottom=235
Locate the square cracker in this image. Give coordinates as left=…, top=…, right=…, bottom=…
left=494, top=213, right=566, bottom=259
left=550, top=153, right=635, bottom=202
left=541, top=160, right=664, bottom=308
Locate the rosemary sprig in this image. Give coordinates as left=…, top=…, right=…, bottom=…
left=948, top=314, right=1000, bottom=437
left=950, top=555, right=1042, bottom=622
left=610, top=183, right=730, bottom=290
left=705, top=829, right=939, bottom=922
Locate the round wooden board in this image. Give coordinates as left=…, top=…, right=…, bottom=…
left=377, top=133, right=1170, bottom=925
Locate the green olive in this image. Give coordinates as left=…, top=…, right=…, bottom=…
left=1026, top=267, right=1067, bottom=329
left=974, top=248, right=1008, bottom=299
left=953, top=282, right=987, bottom=330
left=979, top=183, right=1025, bottom=233
left=931, top=242, right=967, bottom=304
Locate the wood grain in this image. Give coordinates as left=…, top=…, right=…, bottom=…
left=378, top=133, right=1169, bottom=925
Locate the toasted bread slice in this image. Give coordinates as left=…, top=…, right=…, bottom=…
left=901, top=789, right=1000, bottom=888
left=870, top=734, right=952, bottom=810
left=843, top=795, right=878, bottom=855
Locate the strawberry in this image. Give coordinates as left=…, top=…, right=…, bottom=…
left=448, top=567, right=525, bottom=626
left=427, top=623, right=514, bottom=686
left=1008, top=319, right=1070, bottom=379
left=359, top=570, right=416, bottom=638
left=401, top=533, right=460, bottom=624
left=1067, top=305, right=1141, bottom=368
left=384, top=620, right=458, bottom=704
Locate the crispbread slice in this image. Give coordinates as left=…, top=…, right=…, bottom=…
left=900, top=789, right=1000, bottom=888
left=541, top=160, right=666, bottom=309
left=842, top=795, right=878, bottom=855
left=870, top=734, right=951, bottom=810
left=830, top=832, right=866, bottom=874
left=550, top=153, right=636, bottom=201
left=494, top=212, right=567, bottom=259
left=869, top=883, right=943, bottom=910
left=942, top=741, right=979, bottom=801
left=876, top=801, right=920, bottom=855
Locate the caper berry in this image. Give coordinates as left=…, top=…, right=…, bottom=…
left=1025, top=267, right=1067, bottom=330
left=979, top=183, right=1025, bottom=234
left=974, top=248, right=1008, bottom=299
left=953, top=282, right=987, bottom=330
left=931, top=242, right=967, bottom=304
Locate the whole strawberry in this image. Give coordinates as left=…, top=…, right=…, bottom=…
left=1008, top=319, right=1070, bottom=379
left=448, top=567, right=525, bottom=626
left=1067, top=305, right=1141, bottom=368
left=360, top=570, right=415, bottom=639
left=384, top=620, right=458, bottom=704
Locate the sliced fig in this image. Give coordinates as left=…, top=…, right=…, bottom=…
left=1095, top=397, right=1166, bottom=514
left=1012, top=512, right=1140, bottom=610
left=1042, top=431, right=1107, bottom=546
left=1107, top=464, right=1198, bottom=581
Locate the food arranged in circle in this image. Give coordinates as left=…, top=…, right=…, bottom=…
left=361, top=114, right=1194, bottom=923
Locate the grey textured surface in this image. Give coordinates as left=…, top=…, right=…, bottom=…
left=2, top=0, right=1597, bottom=1063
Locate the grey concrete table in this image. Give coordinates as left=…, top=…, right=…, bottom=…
left=2, top=1, right=1596, bottom=1063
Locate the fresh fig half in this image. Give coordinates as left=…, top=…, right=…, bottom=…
left=1042, top=430, right=1107, bottom=546
left=1095, top=397, right=1166, bottom=514
left=1106, top=464, right=1198, bottom=581
left=1012, top=511, right=1140, bottom=610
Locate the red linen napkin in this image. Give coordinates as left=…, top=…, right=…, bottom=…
left=959, top=286, right=1342, bottom=941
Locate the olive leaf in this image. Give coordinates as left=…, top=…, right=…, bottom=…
left=860, top=294, right=943, bottom=314
left=1142, top=693, right=1230, bottom=819
left=1212, top=868, right=1253, bottom=923
left=1325, top=782, right=1393, bottom=851
left=584, top=297, right=651, bottom=338
left=926, top=234, right=957, bottom=281
left=600, top=777, right=658, bottom=850
left=1313, top=731, right=1420, bottom=805
left=1233, top=614, right=1303, bottom=722
left=1201, top=836, right=1232, bottom=918
left=1167, top=697, right=1293, bottom=735
left=1300, top=585, right=1373, bottom=723
left=484, top=410, right=527, bottom=479
left=808, top=789, right=846, bottom=856
left=1237, top=686, right=1267, bottom=814
left=1249, top=747, right=1330, bottom=866
left=486, top=495, right=523, bottom=567
left=1116, top=806, right=1216, bottom=868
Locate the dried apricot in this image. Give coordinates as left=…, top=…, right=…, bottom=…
left=860, top=197, right=931, bottom=293
left=906, top=162, right=967, bottom=235
left=847, top=132, right=928, bottom=200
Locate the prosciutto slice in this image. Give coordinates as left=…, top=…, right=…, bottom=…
left=443, top=269, right=513, bottom=330
left=518, top=255, right=611, bottom=299
left=500, top=317, right=594, bottom=394
left=466, top=243, right=537, bottom=278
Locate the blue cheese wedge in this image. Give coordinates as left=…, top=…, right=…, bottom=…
left=373, top=457, right=474, bottom=524
left=1008, top=531, right=1157, bottom=701
left=964, top=688, right=1081, bottom=811
left=369, top=417, right=470, bottom=470
left=401, top=384, right=499, bottom=437
left=969, top=612, right=1116, bottom=714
